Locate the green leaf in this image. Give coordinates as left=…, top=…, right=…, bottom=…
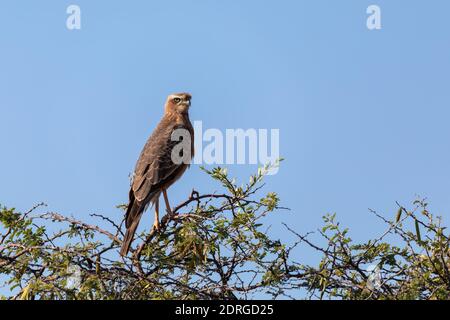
left=415, top=219, right=421, bottom=242
left=20, top=284, right=31, bottom=300
left=395, top=207, right=403, bottom=223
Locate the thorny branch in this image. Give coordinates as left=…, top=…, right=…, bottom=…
left=1, top=164, right=450, bottom=300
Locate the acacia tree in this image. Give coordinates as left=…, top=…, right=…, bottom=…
left=287, top=199, right=450, bottom=300
left=1, top=163, right=449, bottom=300
left=0, top=163, right=291, bottom=300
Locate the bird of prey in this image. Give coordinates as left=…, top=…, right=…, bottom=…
left=120, top=93, right=194, bottom=256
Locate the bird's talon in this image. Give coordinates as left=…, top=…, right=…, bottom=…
left=152, top=222, right=161, bottom=232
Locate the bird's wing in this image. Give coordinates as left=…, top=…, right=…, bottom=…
left=131, top=122, right=185, bottom=202
left=121, top=112, right=193, bottom=256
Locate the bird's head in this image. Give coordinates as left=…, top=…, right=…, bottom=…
left=165, top=93, right=192, bottom=115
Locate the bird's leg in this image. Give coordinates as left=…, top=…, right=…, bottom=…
left=162, top=189, right=174, bottom=216
left=152, top=198, right=160, bottom=231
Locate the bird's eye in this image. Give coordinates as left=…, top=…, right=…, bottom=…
left=173, top=98, right=181, bottom=103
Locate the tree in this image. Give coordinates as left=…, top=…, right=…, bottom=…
left=1, top=163, right=449, bottom=300
left=287, top=199, right=450, bottom=300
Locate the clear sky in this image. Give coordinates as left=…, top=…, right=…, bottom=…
left=1, top=0, right=450, bottom=295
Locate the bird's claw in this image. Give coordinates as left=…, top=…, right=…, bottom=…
left=152, top=221, right=161, bottom=232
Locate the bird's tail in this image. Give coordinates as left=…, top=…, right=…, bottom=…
left=120, top=221, right=139, bottom=256
left=120, top=200, right=143, bottom=256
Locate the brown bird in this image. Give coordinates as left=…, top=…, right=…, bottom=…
left=120, top=93, right=194, bottom=256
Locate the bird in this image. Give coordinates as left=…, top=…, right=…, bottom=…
left=120, top=93, right=194, bottom=256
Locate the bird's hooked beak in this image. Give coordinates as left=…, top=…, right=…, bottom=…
left=180, top=99, right=191, bottom=111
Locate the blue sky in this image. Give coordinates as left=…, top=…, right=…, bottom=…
left=1, top=0, right=450, bottom=295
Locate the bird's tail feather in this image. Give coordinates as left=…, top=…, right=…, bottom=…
left=120, top=192, right=160, bottom=256
left=120, top=221, right=139, bottom=256
left=120, top=201, right=143, bottom=256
